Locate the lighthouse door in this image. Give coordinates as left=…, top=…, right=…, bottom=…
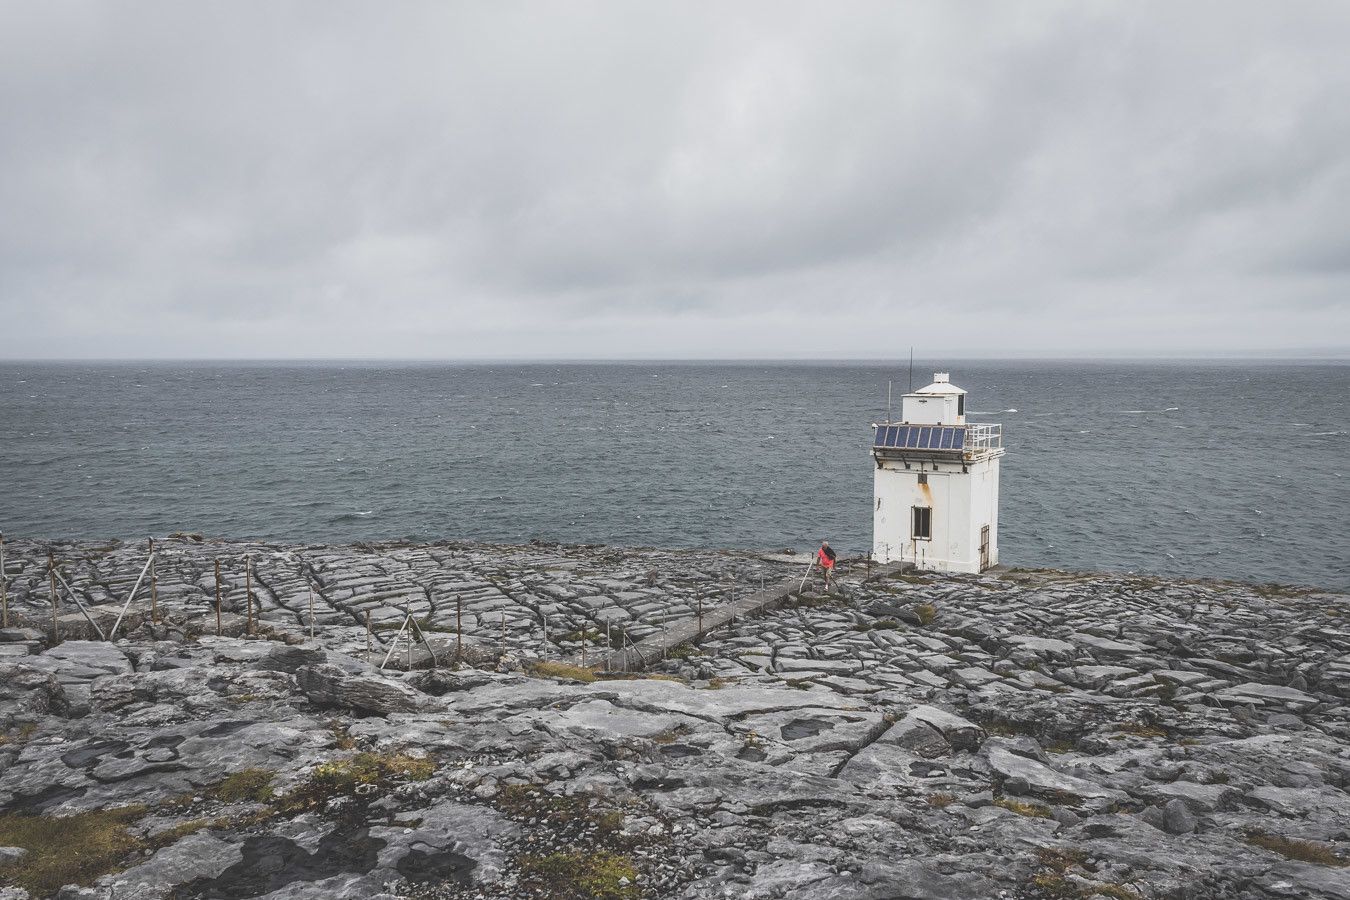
left=979, top=525, right=991, bottom=571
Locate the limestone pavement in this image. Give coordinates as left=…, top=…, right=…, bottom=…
left=0, top=537, right=1346, bottom=899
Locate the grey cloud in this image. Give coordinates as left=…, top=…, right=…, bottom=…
left=0, top=0, right=1348, bottom=359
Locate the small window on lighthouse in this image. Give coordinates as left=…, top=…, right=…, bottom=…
left=912, top=506, right=932, bottom=541
left=957, top=394, right=965, bottom=416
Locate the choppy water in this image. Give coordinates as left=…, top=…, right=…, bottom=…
left=1, top=360, right=1346, bottom=589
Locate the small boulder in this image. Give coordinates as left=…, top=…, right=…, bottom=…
left=1051, top=807, right=1082, bottom=827
left=1162, top=798, right=1196, bottom=835
left=0, top=665, right=69, bottom=719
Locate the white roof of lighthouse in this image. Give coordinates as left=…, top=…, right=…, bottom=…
left=911, top=372, right=966, bottom=395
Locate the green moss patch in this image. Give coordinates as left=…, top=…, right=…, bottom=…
left=497, top=784, right=625, bottom=837
left=0, top=806, right=148, bottom=896
left=519, top=850, right=639, bottom=899
left=280, top=751, right=435, bottom=815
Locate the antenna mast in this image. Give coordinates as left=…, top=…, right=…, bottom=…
left=908, top=347, right=914, bottom=393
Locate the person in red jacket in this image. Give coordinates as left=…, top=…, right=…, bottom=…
left=817, top=541, right=837, bottom=590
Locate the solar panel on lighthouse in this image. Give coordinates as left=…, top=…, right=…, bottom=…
left=872, top=424, right=967, bottom=451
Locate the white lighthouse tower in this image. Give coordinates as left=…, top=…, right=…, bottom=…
left=871, top=373, right=1005, bottom=573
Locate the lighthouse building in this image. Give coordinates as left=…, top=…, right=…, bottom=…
left=871, top=373, right=1005, bottom=573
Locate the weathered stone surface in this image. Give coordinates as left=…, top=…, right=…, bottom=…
left=295, top=663, right=426, bottom=715
left=906, top=705, right=985, bottom=751
left=0, top=538, right=1346, bottom=899
left=983, top=744, right=1129, bottom=803
left=1144, top=780, right=1237, bottom=812
left=25, top=641, right=132, bottom=683
left=254, top=643, right=328, bottom=673
left=1215, top=682, right=1319, bottom=710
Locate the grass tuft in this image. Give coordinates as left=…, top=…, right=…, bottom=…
left=206, top=768, right=275, bottom=804
left=663, top=643, right=701, bottom=661
left=914, top=603, right=937, bottom=626
left=326, top=719, right=358, bottom=750
left=993, top=797, right=1052, bottom=818
left=1245, top=831, right=1346, bottom=867
left=559, top=628, right=606, bottom=645
left=1112, top=722, right=1168, bottom=739
left=595, top=671, right=686, bottom=684
left=0, top=724, right=38, bottom=746
left=529, top=661, right=598, bottom=683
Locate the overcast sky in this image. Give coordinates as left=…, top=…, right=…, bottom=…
left=1, top=2, right=1348, bottom=360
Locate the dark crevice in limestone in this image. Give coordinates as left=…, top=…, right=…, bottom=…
left=826, top=717, right=898, bottom=780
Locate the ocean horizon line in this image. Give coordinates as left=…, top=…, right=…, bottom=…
left=3, top=354, right=1348, bottom=366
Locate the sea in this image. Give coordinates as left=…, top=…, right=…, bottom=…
left=1, top=360, right=1347, bottom=590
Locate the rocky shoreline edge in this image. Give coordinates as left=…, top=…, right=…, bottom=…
left=0, top=537, right=1347, bottom=899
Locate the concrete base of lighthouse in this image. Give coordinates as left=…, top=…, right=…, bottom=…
left=871, top=455, right=1001, bottom=574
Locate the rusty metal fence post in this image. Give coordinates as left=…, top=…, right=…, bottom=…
left=0, top=531, right=9, bottom=629
left=214, top=559, right=223, bottom=636
left=245, top=554, right=254, bottom=636
left=48, top=552, right=58, bottom=643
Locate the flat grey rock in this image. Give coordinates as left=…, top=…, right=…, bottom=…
left=295, top=663, right=426, bottom=715
left=984, top=745, right=1127, bottom=803
left=1216, top=682, right=1319, bottom=709
left=28, top=640, right=132, bottom=683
